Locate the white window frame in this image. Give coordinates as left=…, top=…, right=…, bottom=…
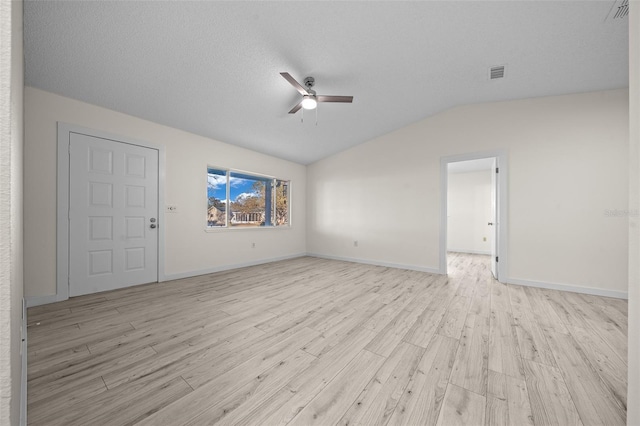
left=206, top=166, right=291, bottom=231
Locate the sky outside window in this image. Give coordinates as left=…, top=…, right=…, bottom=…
left=207, top=171, right=264, bottom=203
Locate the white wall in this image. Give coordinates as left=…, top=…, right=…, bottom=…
left=447, top=170, right=492, bottom=254
left=24, top=87, right=306, bottom=299
left=0, top=0, right=24, bottom=424
left=308, top=89, right=629, bottom=297
left=628, top=2, right=639, bottom=423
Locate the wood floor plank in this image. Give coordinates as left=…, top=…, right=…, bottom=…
left=469, top=287, right=491, bottom=318
left=402, top=305, right=447, bottom=348
left=178, top=323, right=317, bottom=391
left=508, top=284, right=532, bottom=310
left=27, top=322, right=134, bottom=357
left=567, top=324, right=627, bottom=408
left=487, top=369, right=506, bottom=400
left=365, top=307, right=424, bottom=357
left=544, top=330, right=626, bottom=425
left=339, top=341, right=425, bottom=426
left=486, top=395, right=509, bottom=426
left=231, top=326, right=379, bottom=426
left=27, top=344, right=90, bottom=377
left=27, top=306, right=72, bottom=325
left=101, top=322, right=266, bottom=392
left=489, top=310, right=524, bottom=380
left=522, top=287, right=570, bottom=335
left=523, top=359, right=582, bottom=426
left=83, top=306, right=248, bottom=356
left=301, top=305, right=380, bottom=357
left=136, top=326, right=321, bottom=425
left=28, top=345, right=157, bottom=404
left=387, top=334, right=458, bottom=426
left=148, top=310, right=273, bottom=355
left=27, top=376, right=107, bottom=424
left=28, top=306, right=120, bottom=333
left=288, top=349, right=386, bottom=426
left=203, top=350, right=317, bottom=426
left=512, top=307, right=557, bottom=367
left=584, top=315, right=628, bottom=359
left=436, top=383, right=486, bottom=426
left=361, top=291, right=417, bottom=332
left=539, top=288, right=590, bottom=329
left=450, top=313, right=490, bottom=396
left=490, top=280, right=512, bottom=313
left=488, top=370, right=535, bottom=426
left=505, top=374, right=535, bottom=426
left=38, top=376, right=192, bottom=426
left=437, top=294, right=472, bottom=339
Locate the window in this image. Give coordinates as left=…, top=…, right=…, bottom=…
left=207, top=167, right=290, bottom=228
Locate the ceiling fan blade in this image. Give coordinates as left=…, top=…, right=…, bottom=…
left=280, top=72, right=309, bottom=95
left=288, top=102, right=303, bottom=114
left=316, top=95, right=353, bottom=103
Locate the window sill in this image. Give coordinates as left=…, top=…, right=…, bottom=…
left=204, top=225, right=292, bottom=233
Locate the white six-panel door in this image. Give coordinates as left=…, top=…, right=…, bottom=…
left=68, top=132, right=158, bottom=296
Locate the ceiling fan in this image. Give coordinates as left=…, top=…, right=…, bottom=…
left=280, top=72, right=353, bottom=114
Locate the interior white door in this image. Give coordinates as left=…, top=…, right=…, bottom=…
left=490, top=158, right=498, bottom=279
left=69, top=132, right=158, bottom=296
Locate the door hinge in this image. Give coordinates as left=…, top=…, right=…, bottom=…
left=495, top=256, right=499, bottom=262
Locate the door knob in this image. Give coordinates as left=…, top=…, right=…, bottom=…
left=150, top=224, right=157, bottom=229
left=488, top=222, right=494, bottom=226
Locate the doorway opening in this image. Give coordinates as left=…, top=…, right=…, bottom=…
left=440, top=151, right=507, bottom=281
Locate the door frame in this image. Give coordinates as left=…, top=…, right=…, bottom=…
left=439, top=149, right=508, bottom=281
left=57, top=122, right=166, bottom=301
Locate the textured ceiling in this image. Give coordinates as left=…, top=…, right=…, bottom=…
left=24, top=1, right=629, bottom=165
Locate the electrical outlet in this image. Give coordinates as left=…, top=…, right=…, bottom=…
left=166, top=205, right=178, bottom=213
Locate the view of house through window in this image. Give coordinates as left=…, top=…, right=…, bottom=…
left=207, top=167, right=289, bottom=228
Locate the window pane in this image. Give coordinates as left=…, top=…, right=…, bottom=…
left=207, top=169, right=227, bottom=227
left=274, top=180, right=289, bottom=226
left=229, top=172, right=268, bottom=227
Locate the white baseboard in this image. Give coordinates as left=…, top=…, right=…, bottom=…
left=25, top=294, right=65, bottom=308
left=162, top=253, right=308, bottom=281
left=447, top=249, right=491, bottom=255
left=506, top=277, right=628, bottom=300
left=307, top=253, right=441, bottom=275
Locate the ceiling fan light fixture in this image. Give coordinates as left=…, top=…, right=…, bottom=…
left=301, top=95, right=317, bottom=110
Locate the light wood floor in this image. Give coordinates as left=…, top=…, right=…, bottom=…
left=27, top=253, right=627, bottom=425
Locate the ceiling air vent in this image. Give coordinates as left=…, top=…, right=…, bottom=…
left=489, top=65, right=505, bottom=80
left=606, top=0, right=628, bottom=20
left=613, top=0, right=629, bottom=19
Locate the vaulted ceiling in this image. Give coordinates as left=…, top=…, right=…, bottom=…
left=24, top=1, right=629, bottom=164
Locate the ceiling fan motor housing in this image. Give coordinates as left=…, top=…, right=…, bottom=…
left=304, top=76, right=315, bottom=89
